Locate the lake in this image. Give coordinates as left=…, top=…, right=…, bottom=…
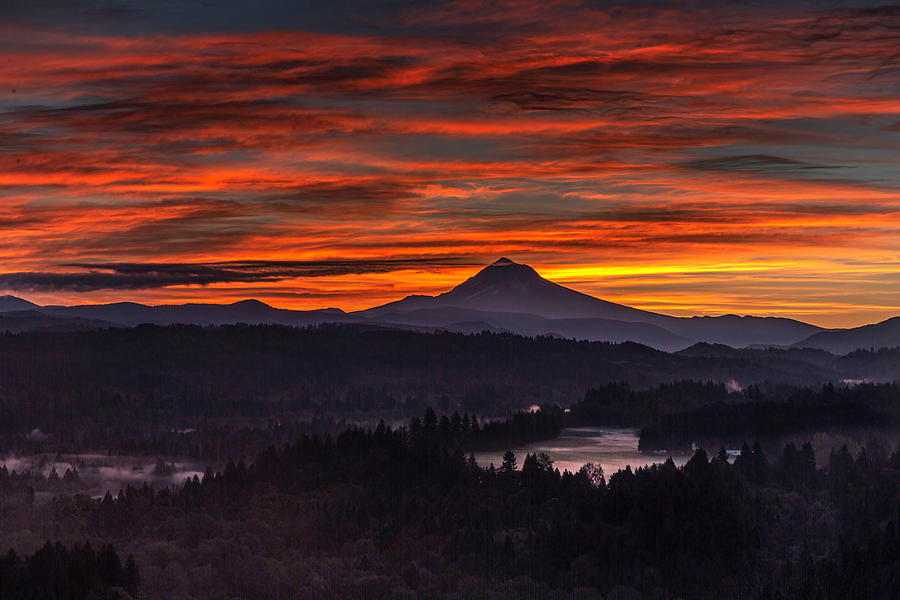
left=474, top=427, right=693, bottom=477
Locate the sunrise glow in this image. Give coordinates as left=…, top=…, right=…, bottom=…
left=1, top=2, right=898, bottom=327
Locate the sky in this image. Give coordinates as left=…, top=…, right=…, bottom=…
left=1, top=0, right=898, bottom=327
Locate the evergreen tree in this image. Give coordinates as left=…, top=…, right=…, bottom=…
left=423, top=407, right=438, bottom=435
left=500, top=450, right=518, bottom=473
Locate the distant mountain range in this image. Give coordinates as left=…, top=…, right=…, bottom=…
left=1, top=258, right=897, bottom=353
left=789, top=317, right=900, bottom=355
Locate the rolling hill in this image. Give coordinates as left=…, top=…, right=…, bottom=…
left=792, top=317, right=900, bottom=354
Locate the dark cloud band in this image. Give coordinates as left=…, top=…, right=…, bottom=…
left=0, top=259, right=477, bottom=292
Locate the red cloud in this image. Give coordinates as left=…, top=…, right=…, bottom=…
left=0, top=3, right=898, bottom=326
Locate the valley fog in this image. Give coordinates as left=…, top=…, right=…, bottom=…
left=0, top=453, right=209, bottom=498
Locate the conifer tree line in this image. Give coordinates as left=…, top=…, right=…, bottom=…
left=0, top=542, right=138, bottom=599
left=1, top=408, right=891, bottom=598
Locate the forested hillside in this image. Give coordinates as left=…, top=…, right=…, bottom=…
left=0, top=323, right=879, bottom=436
left=1, top=413, right=897, bottom=598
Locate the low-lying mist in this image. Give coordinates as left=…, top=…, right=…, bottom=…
left=0, top=453, right=209, bottom=498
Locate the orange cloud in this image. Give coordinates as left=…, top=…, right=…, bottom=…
left=0, top=3, right=898, bottom=327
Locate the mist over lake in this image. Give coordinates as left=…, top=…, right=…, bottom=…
left=475, top=427, right=693, bottom=475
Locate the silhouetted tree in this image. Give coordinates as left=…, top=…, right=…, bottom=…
left=500, top=450, right=517, bottom=473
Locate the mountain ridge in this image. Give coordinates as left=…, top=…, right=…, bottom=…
left=1, top=258, right=896, bottom=352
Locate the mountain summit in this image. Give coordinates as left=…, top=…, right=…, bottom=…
left=0, top=295, right=39, bottom=312
left=360, top=257, right=659, bottom=322
left=430, top=258, right=656, bottom=321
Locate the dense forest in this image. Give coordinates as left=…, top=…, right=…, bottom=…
left=563, top=381, right=900, bottom=454
left=569, top=380, right=738, bottom=426
left=1, top=324, right=898, bottom=598
left=0, top=542, right=138, bottom=600
left=1, top=323, right=893, bottom=435
left=0, top=411, right=897, bottom=598
left=636, top=383, right=900, bottom=453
